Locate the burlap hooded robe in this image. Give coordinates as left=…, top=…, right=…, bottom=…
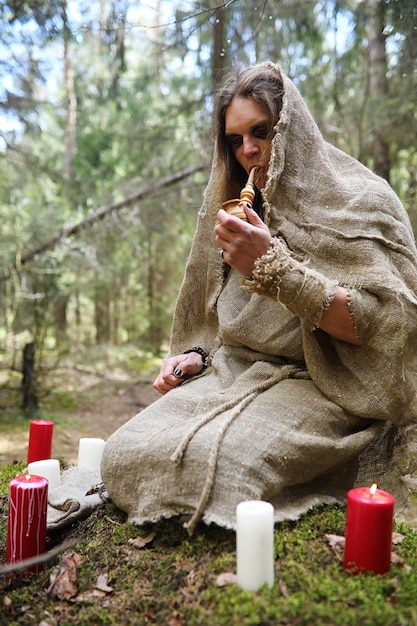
left=102, top=64, right=417, bottom=533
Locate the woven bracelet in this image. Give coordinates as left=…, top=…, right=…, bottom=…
left=183, top=346, right=210, bottom=372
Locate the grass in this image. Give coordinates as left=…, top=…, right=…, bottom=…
left=1, top=461, right=417, bottom=625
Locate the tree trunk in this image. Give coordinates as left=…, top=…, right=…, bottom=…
left=53, top=293, right=69, bottom=345
left=211, top=5, right=227, bottom=93
left=154, top=0, right=161, bottom=83
left=22, top=342, right=38, bottom=414
left=94, top=287, right=111, bottom=344
left=62, top=0, right=77, bottom=184
left=109, top=3, right=127, bottom=101
left=367, top=0, right=390, bottom=181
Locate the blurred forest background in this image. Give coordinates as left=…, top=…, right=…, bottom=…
left=0, top=0, right=416, bottom=413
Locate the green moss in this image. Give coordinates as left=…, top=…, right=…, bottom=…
left=0, top=463, right=26, bottom=499
left=2, top=468, right=417, bottom=626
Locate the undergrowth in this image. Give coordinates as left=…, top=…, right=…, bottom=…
left=1, top=464, right=417, bottom=625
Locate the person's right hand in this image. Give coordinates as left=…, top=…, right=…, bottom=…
left=214, top=204, right=272, bottom=277
left=153, top=352, right=205, bottom=395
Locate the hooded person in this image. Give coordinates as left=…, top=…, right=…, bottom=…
left=101, top=63, right=417, bottom=534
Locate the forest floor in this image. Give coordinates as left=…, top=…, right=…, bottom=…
left=0, top=377, right=160, bottom=467
left=0, top=347, right=161, bottom=467
left=2, top=349, right=417, bottom=625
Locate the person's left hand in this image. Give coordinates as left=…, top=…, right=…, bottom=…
left=214, top=203, right=272, bottom=277
left=153, top=352, right=205, bottom=395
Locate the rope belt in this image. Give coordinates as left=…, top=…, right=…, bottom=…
left=170, top=363, right=302, bottom=534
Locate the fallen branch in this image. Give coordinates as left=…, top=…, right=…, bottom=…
left=0, top=538, right=80, bottom=576
left=3, top=161, right=207, bottom=279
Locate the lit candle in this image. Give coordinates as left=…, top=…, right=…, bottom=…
left=27, top=459, right=61, bottom=490
left=77, top=437, right=105, bottom=473
left=236, top=500, right=274, bottom=591
left=344, top=483, right=395, bottom=574
left=6, top=474, right=48, bottom=574
left=27, top=419, right=54, bottom=464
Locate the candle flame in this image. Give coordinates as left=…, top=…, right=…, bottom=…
left=370, top=483, right=377, bottom=495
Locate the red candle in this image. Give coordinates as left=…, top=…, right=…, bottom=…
left=27, top=419, right=54, bottom=464
left=6, top=474, right=48, bottom=574
left=344, top=484, right=395, bottom=574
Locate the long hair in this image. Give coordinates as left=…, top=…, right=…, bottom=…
left=213, top=64, right=284, bottom=186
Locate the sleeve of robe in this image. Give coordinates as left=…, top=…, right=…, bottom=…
left=304, top=281, right=417, bottom=425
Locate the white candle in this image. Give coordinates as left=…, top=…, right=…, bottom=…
left=77, top=438, right=105, bottom=473
left=236, top=500, right=274, bottom=591
left=27, top=459, right=61, bottom=489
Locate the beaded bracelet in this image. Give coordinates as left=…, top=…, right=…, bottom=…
left=183, top=346, right=210, bottom=373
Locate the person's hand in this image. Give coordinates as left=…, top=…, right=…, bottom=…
left=214, top=204, right=272, bottom=277
left=153, top=352, right=205, bottom=395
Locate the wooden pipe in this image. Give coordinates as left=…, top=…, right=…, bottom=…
left=221, top=168, right=257, bottom=221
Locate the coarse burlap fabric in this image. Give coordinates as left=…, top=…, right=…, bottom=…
left=47, top=467, right=106, bottom=530
left=102, top=63, right=417, bottom=533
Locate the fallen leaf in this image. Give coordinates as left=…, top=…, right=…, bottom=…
left=279, top=578, right=289, bottom=598
left=325, top=534, right=345, bottom=550
left=392, top=532, right=406, bottom=545
left=2, top=596, right=13, bottom=614
left=46, top=552, right=82, bottom=600
left=74, top=573, right=114, bottom=603
left=168, top=613, right=184, bottom=626
left=186, top=569, right=196, bottom=585
left=215, top=572, right=238, bottom=587
left=391, top=551, right=405, bottom=565
left=128, top=532, right=156, bottom=549
left=95, top=573, right=113, bottom=593
left=76, top=589, right=102, bottom=602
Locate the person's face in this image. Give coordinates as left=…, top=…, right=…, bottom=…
left=225, top=96, right=272, bottom=190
